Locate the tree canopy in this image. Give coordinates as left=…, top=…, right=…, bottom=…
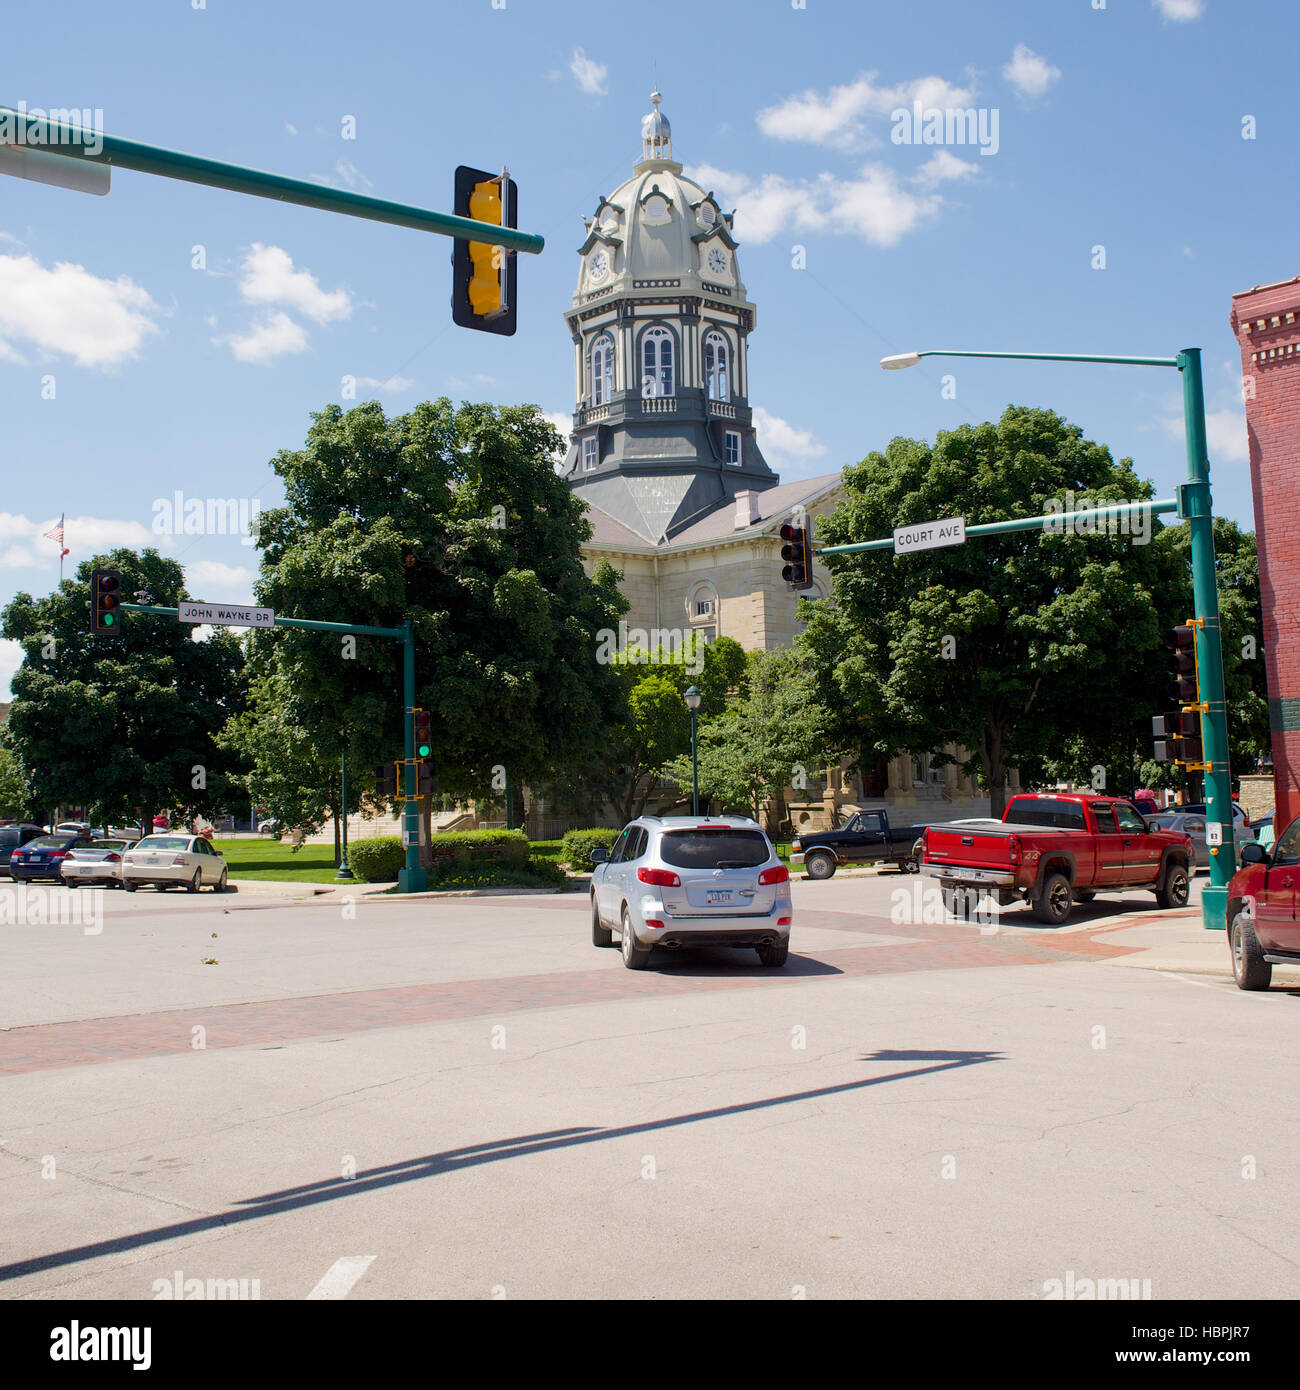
left=1, top=548, right=248, bottom=829
left=800, top=406, right=1175, bottom=814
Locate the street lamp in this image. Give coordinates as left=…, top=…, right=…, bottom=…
left=684, top=685, right=702, bottom=816
left=878, top=345, right=1234, bottom=933
left=335, top=748, right=355, bottom=881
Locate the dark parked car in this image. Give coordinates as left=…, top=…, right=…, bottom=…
left=8, top=831, right=94, bottom=882
left=790, top=808, right=932, bottom=879
left=1226, top=815, right=1300, bottom=990
left=0, top=823, right=47, bottom=877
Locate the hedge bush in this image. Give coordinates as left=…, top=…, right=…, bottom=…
left=427, top=829, right=530, bottom=872
left=348, top=837, right=404, bottom=883
left=560, top=826, right=620, bottom=870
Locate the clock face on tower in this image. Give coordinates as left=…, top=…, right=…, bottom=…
left=706, top=247, right=727, bottom=278
left=589, top=249, right=609, bottom=283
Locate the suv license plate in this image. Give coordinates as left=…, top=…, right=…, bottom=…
left=706, top=891, right=732, bottom=904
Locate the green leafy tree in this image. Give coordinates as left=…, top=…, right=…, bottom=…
left=229, top=399, right=629, bottom=858
left=0, top=741, right=28, bottom=820
left=667, top=648, right=834, bottom=825
left=1, top=549, right=248, bottom=832
left=801, top=406, right=1169, bottom=815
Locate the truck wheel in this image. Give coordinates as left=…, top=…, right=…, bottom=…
left=899, top=856, right=919, bottom=874
left=591, top=896, right=612, bottom=947
left=1032, top=872, right=1073, bottom=925
left=804, top=851, right=835, bottom=880
left=1156, top=862, right=1190, bottom=910
left=1229, top=910, right=1271, bottom=991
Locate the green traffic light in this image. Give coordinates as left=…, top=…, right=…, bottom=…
left=104, top=614, right=115, bottom=626
left=418, top=743, right=431, bottom=758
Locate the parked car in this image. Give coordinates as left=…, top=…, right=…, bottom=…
left=8, top=830, right=95, bottom=882
left=921, top=792, right=1193, bottom=926
left=1225, top=815, right=1300, bottom=990
left=1146, top=810, right=1256, bottom=870
left=121, top=834, right=230, bottom=892
left=790, top=807, right=931, bottom=878
left=54, top=821, right=92, bottom=836
left=0, top=823, right=47, bottom=877
left=258, top=819, right=281, bottom=834
left=59, top=838, right=137, bottom=888
left=1173, top=800, right=1251, bottom=829
left=589, top=816, right=792, bottom=969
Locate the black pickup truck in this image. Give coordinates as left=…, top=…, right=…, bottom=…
left=790, top=808, right=931, bottom=879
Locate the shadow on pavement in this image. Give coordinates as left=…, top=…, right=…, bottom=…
left=0, top=1048, right=1001, bottom=1284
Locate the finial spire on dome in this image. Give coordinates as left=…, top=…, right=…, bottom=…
left=641, top=88, right=672, bottom=162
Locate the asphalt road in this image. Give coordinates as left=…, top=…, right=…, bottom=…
left=2, top=872, right=1297, bottom=1300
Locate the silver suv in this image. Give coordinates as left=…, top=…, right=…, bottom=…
left=589, top=816, right=793, bottom=970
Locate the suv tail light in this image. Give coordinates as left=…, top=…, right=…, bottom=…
left=637, top=867, right=681, bottom=887
left=1008, top=834, right=1022, bottom=867
left=758, top=865, right=789, bottom=885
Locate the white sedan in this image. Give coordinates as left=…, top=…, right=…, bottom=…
left=59, top=838, right=137, bottom=888
left=122, top=834, right=230, bottom=893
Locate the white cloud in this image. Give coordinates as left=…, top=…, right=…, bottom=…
left=0, top=512, right=156, bottom=568
left=185, top=560, right=256, bottom=601
left=0, top=251, right=162, bottom=369
left=285, top=122, right=298, bottom=136
left=570, top=47, right=608, bottom=97
left=1154, top=0, right=1204, bottom=19
left=1205, top=409, right=1249, bottom=464
left=237, top=243, right=352, bottom=324
left=0, top=637, right=23, bottom=699
left=689, top=161, right=956, bottom=248
left=542, top=410, right=573, bottom=453
left=217, top=311, right=309, bottom=365
left=757, top=72, right=976, bottom=151
left=1161, top=405, right=1249, bottom=464
left=332, top=159, right=373, bottom=192
left=1003, top=44, right=1061, bottom=97
left=354, top=374, right=414, bottom=394
left=753, top=407, right=827, bottom=464
left=911, top=150, right=981, bottom=190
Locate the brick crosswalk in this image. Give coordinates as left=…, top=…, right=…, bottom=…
left=0, top=906, right=1143, bottom=1077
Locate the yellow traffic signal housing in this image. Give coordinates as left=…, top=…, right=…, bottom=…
left=452, top=165, right=518, bottom=335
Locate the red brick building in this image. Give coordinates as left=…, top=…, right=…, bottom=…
left=1230, top=276, right=1300, bottom=830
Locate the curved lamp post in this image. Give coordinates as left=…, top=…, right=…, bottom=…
left=684, top=685, right=702, bottom=816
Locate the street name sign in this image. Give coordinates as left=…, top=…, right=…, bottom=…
left=0, top=142, right=110, bottom=194
left=893, top=516, right=966, bottom=555
left=178, top=601, right=274, bottom=628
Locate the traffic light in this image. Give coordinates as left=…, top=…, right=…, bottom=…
left=374, top=762, right=399, bottom=798
left=1164, top=624, right=1199, bottom=704
left=1153, top=621, right=1207, bottom=768
left=417, top=761, right=439, bottom=796
left=452, top=165, right=518, bottom=335
left=1152, top=710, right=1203, bottom=764
left=412, top=709, right=432, bottom=760
left=779, top=522, right=813, bottom=590
left=90, top=568, right=122, bottom=633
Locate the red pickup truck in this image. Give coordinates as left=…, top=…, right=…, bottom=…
left=920, top=792, right=1194, bottom=925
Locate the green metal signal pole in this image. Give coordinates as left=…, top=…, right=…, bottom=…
left=0, top=107, right=545, bottom=256
left=854, top=347, right=1234, bottom=932
left=120, top=604, right=427, bottom=893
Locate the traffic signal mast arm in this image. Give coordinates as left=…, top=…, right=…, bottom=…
left=117, top=601, right=428, bottom=893
left=0, top=106, right=543, bottom=256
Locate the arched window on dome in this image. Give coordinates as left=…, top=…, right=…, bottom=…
left=703, top=330, right=730, bottom=402
left=590, top=333, right=614, bottom=405
left=641, top=326, right=675, bottom=398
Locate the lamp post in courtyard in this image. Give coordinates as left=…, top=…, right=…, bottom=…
left=684, top=685, right=702, bottom=816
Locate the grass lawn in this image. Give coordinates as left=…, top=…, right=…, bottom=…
left=213, top=838, right=343, bottom=883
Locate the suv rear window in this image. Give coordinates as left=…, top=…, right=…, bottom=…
left=1004, top=799, right=1086, bottom=830
left=659, top=829, right=770, bottom=869
left=0, top=829, right=19, bottom=847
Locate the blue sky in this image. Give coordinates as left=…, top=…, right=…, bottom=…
left=2, top=0, right=1294, bottom=696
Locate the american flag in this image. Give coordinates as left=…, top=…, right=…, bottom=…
left=42, top=517, right=69, bottom=558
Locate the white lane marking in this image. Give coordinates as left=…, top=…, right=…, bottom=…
left=307, top=1255, right=376, bottom=1299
